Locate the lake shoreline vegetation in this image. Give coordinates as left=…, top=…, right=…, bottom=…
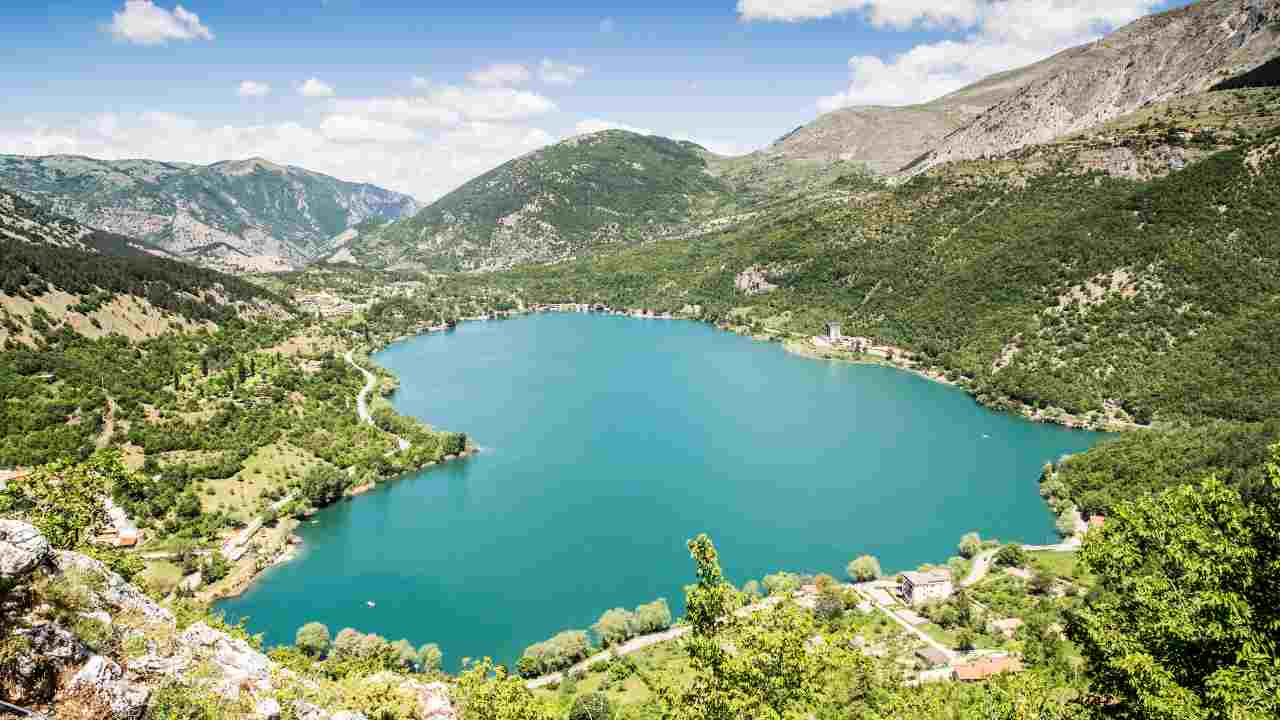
left=2, top=40, right=1279, bottom=719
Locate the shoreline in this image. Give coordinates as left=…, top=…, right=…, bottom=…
left=209, top=308, right=1097, bottom=617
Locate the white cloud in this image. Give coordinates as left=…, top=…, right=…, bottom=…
left=737, top=0, right=981, bottom=27
left=573, top=118, right=652, bottom=136
left=105, top=1, right=214, bottom=45
left=466, top=63, right=531, bottom=88
left=237, top=81, right=271, bottom=98
left=319, top=115, right=417, bottom=144
left=599, top=18, right=617, bottom=33
left=815, top=0, right=1162, bottom=109
left=0, top=112, right=555, bottom=203
left=332, top=96, right=462, bottom=127
left=299, top=78, right=336, bottom=98
left=540, top=59, right=588, bottom=87
left=410, top=75, right=431, bottom=90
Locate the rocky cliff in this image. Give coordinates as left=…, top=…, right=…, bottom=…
left=915, top=0, right=1280, bottom=173
left=0, top=520, right=455, bottom=720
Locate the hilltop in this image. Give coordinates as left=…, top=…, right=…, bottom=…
left=347, top=131, right=737, bottom=271
left=0, top=155, right=421, bottom=272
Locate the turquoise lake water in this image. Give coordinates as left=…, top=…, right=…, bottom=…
left=218, top=313, right=1100, bottom=669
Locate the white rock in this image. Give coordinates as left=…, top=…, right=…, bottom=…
left=0, top=519, right=49, bottom=578
left=177, top=622, right=273, bottom=697
left=52, top=551, right=173, bottom=625
left=69, top=654, right=151, bottom=720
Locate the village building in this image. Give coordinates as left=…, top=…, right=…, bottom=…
left=0, top=468, right=28, bottom=491
left=826, top=322, right=842, bottom=341
left=915, top=646, right=950, bottom=668
left=953, top=654, right=1025, bottom=682
left=900, top=569, right=954, bottom=607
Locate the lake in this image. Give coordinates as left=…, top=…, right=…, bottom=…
left=217, top=313, right=1100, bottom=669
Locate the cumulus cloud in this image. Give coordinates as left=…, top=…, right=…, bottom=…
left=0, top=111, right=555, bottom=203
left=540, top=59, right=588, bottom=87
left=319, top=115, right=416, bottom=144
left=105, top=1, right=214, bottom=45
left=814, top=0, right=1162, bottom=109
left=738, top=0, right=979, bottom=27
left=466, top=63, right=531, bottom=88
left=299, top=78, right=336, bottom=98
left=573, top=118, right=652, bottom=136
left=237, top=81, right=271, bottom=98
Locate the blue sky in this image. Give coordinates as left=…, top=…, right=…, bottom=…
left=0, top=0, right=1190, bottom=201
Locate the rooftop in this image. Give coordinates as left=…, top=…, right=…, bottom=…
left=902, top=569, right=953, bottom=585
left=953, top=655, right=1024, bottom=681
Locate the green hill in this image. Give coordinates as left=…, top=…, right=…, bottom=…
left=349, top=130, right=738, bottom=271
left=468, top=91, right=1280, bottom=428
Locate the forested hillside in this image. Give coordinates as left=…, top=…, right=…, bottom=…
left=350, top=131, right=737, bottom=271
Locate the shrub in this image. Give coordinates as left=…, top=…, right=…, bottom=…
left=994, top=544, right=1029, bottom=568
left=569, top=692, right=613, bottom=720
left=846, top=555, right=882, bottom=582
left=958, top=532, right=982, bottom=559
left=295, top=622, right=331, bottom=657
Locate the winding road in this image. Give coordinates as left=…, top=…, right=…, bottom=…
left=346, top=350, right=410, bottom=451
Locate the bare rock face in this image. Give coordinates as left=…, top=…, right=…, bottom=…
left=735, top=266, right=779, bottom=296
left=51, top=550, right=173, bottom=625
left=917, top=0, right=1280, bottom=173
left=68, top=655, right=152, bottom=720
left=177, top=622, right=274, bottom=698
left=4, top=623, right=89, bottom=705
left=0, top=519, right=50, bottom=579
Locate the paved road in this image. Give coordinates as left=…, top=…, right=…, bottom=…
left=525, top=595, right=787, bottom=689
left=960, top=549, right=998, bottom=587
left=346, top=350, right=411, bottom=451
left=346, top=350, right=376, bottom=425
left=853, top=585, right=959, bottom=663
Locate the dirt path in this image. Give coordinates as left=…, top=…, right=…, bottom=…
left=96, top=396, right=117, bottom=450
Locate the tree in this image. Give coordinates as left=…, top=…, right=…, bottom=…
left=958, top=532, right=982, bottom=559
left=591, top=608, right=634, bottom=649
left=1068, top=450, right=1280, bottom=720
left=569, top=692, right=613, bottom=720
left=761, top=571, right=800, bottom=597
left=454, top=658, right=554, bottom=720
left=417, top=643, right=442, bottom=673
left=632, top=598, right=672, bottom=634
left=390, top=638, right=417, bottom=669
left=993, top=544, right=1028, bottom=568
left=669, top=535, right=835, bottom=720
left=332, top=628, right=364, bottom=658
left=295, top=622, right=331, bottom=657
left=847, top=555, right=882, bottom=582
left=0, top=450, right=121, bottom=549
left=742, top=580, right=762, bottom=601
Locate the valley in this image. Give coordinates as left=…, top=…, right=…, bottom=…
left=2, top=1, right=1279, bottom=718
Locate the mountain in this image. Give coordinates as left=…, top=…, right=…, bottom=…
left=0, top=155, right=422, bottom=272
left=752, top=0, right=1279, bottom=179
left=348, top=131, right=737, bottom=271
left=1, top=187, right=289, bottom=345
left=914, top=0, right=1280, bottom=173
left=479, top=88, right=1280, bottom=430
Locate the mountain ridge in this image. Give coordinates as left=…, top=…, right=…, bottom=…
left=0, top=154, right=422, bottom=272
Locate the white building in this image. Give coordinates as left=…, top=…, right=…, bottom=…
left=900, top=569, right=954, bottom=607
